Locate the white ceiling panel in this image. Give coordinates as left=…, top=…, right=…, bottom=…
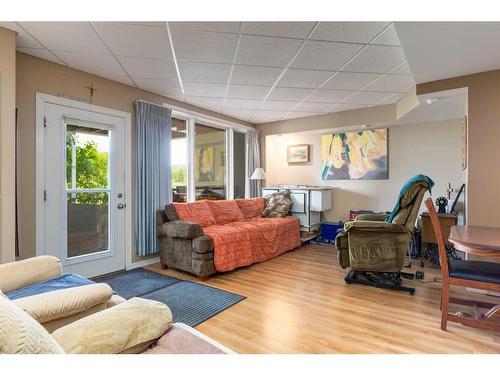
left=277, top=68, right=333, bottom=88
left=343, top=45, right=406, bottom=73
left=342, top=91, right=392, bottom=105
left=230, top=65, right=283, bottom=86
left=185, top=96, right=224, bottom=111
left=371, top=24, right=401, bottom=46
left=311, top=22, right=389, bottom=43
left=291, top=40, right=362, bottom=71
left=388, top=61, right=412, bottom=75
left=53, top=50, right=129, bottom=81
left=93, top=22, right=172, bottom=59
left=235, top=35, right=302, bottom=67
left=261, top=100, right=299, bottom=111
left=307, top=89, right=352, bottom=103
left=363, top=74, right=415, bottom=92
left=171, top=29, right=238, bottom=63
left=118, top=56, right=178, bottom=80
left=268, top=87, right=314, bottom=101
left=329, top=103, right=366, bottom=112
left=224, top=98, right=262, bottom=110
left=376, top=92, right=404, bottom=105
left=226, top=85, right=270, bottom=99
left=178, top=61, right=231, bottom=83
left=133, top=78, right=184, bottom=99
left=20, top=22, right=108, bottom=54
left=0, top=22, right=44, bottom=49
left=222, top=109, right=255, bottom=121
left=183, top=82, right=227, bottom=97
left=321, top=72, right=381, bottom=90
left=170, top=22, right=241, bottom=34
left=17, top=47, right=64, bottom=65
left=295, top=101, right=332, bottom=112
left=251, top=110, right=288, bottom=123
left=242, top=22, right=316, bottom=39
left=118, top=22, right=166, bottom=28
left=284, top=111, right=317, bottom=119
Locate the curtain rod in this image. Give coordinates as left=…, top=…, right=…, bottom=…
left=135, top=99, right=168, bottom=108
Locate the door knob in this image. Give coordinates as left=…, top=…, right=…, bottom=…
left=117, top=203, right=126, bottom=209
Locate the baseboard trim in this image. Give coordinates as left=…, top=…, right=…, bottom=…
left=128, top=256, right=160, bottom=270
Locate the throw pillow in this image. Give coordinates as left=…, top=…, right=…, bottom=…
left=235, top=198, right=266, bottom=220
left=165, top=203, right=180, bottom=221
left=173, top=201, right=216, bottom=227
left=208, top=200, right=244, bottom=225
left=262, top=190, right=293, bottom=218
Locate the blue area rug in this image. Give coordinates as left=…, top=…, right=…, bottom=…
left=93, top=268, right=245, bottom=327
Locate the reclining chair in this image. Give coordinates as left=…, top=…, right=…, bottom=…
left=335, top=175, right=434, bottom=295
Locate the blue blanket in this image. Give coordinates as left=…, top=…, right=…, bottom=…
left=386, top=174, right=435, bottom=223
left=6, top=273, right=95, bottom=300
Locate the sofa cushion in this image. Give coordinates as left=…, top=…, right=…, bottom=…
left=208, top=200, right=244, bottom=225
left=235, top=197, right=265, bottom=220
left=262, top=190, right=293, bottom=218
left=173, top=201, right=216, bottom=227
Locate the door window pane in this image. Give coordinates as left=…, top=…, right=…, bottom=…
left=67, top=192, right=109, bottom=258
left=171, top=118, right=188, bottom=202
left=194, top=123, right=226, bottom=200
left=66, top=125, right=109, bottom=189
left=233, top=132, right=246, bottom=199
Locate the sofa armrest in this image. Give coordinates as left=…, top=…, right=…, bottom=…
left=158, top=221, right=203, bottom=239
left=52, top=297, right=172, bottom=354
left=13, top=283, right=113, bottom=323
left=344, top=220, right=409, bottom=233
left=0, top=256, right=62, bottom=293
left=354, top=213, right=388, bottom=221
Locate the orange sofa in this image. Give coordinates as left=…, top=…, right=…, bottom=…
left=157, top=198, right=301, bottom=279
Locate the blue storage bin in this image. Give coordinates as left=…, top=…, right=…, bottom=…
left=317, top=222, right=344, bottom=243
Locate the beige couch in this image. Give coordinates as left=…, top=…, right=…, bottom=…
left=0, top=255, right=124, bottom=332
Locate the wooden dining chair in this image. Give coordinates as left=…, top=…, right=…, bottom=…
left=424, top=197, right=500, bottom=332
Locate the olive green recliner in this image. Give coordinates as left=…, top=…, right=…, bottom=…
left=335, top=176, right=434, bottom=295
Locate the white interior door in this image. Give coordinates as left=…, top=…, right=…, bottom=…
left=42, top=102, right=127, bottom=277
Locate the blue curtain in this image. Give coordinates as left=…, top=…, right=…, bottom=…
left=247, top=131, right=261, bottom=198
left=135, top=101, right=171, bottom=256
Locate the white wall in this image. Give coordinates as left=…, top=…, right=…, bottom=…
left=265, top=118, right=465, bottom=223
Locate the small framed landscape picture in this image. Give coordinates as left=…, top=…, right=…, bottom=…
left=287, top=144, right=310, bottom=163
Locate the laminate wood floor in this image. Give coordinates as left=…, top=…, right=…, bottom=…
left=146, top=244, right=500, bottom=353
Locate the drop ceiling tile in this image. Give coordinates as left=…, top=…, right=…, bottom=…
left=230, top=65, right=283, bottom=86
left=222, top=109, right=255, bottom=121
left=235, top=35, right=302, bottom=67
left=388, top=61, right=412, bottom=75
left=134, top=78, right=184, bottom=99
left=242, top=22, right=316, bottom=38
left=364, top=74, right=415, bottom=92
left=268, top=87, right=314, bottom=101
left=118, top=22, right=166, bottom=28
left=291, top=40, right=362, bottom=71
left=342, top=91, right=392, bottom=105
left=224, top=98, right=262, bottom=110
left=285, top=111, right=317, bottom=119
left=277, top=69, right=333, bottom=88
left=295, top=101, right=332, bottom=112
left=329, top=103, right=367, bottom=112
left=321, top=72, right=382, bottom=91
left=376, top=92, right=404, bottom=105
left=307, top=89, right=353, bottom=103
left=261, top=100, right=298, bottom=111
left=118, top=56, right=178, bottom=80
left=183, top=82, right=227, bottom=97
left=343, top=45, right=407, bottom=74
left=371, top=24, right=401, bottom=46
left=226, top=85, right=270, bottom=99
left=53, top=51, right=128, bottom=81
left=311, top=22, right=390, bottom=43
left=170, top=22, right=241, bottom=34
left=251, top=110, right=288, bottom=123
left=17, top=47, right=64, bottom=65
left=94, top=22, right=172, bottom=59
left=178, top=62, right=231, bottom=83
left=20, top=22, right=108, bottom=54
left=171, top=29, right=238, bottom=63
left=0, top=22, right=44, bottom=49
left=185, top=96, right=224, bottom=111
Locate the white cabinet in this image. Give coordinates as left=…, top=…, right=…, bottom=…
left=261, top=186, right=332, bottom=231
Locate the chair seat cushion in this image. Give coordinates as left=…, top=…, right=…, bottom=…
left=449, top=259, right=500, bottom=284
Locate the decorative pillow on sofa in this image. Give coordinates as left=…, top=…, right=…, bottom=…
left=208, top=200, right=244, bottom=225
left=164, top=203, right=180, bottom=222
left=262, top=190, right=293, bottom=218
left=235, top=197, right=265, bottom=220
left=173, top=201, right=216, bottom=227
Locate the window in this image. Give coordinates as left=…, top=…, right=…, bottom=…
left=171, top=118, right=188, bottom=202
left=194, top=123, right=226, bottom=201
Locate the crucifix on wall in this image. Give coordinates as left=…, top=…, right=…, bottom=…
left=86, top=83, right=97, bottom=104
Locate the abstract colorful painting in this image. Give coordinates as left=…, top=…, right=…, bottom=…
left=321, top=129, right=388, bottom=180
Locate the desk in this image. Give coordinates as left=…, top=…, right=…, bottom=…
left=420, top=212, right=457, bottom=266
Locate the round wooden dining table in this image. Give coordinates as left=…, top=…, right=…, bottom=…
left=449, top=225, right=500, bottom=258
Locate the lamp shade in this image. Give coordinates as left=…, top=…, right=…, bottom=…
left=250, top=168, right=267, bottom=180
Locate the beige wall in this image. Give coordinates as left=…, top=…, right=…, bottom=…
left=417, top=69, right=500, bottom=227
left=0, top=27, right=16, bottom=264
left=16, top=52, right=253, bottom=264
left=265, top=119, right=465, bottom=223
